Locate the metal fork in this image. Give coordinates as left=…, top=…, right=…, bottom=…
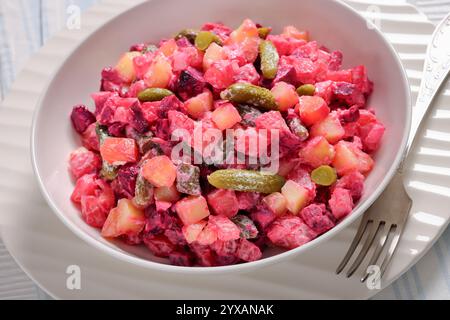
left=336, top=13, right=450, bottom=282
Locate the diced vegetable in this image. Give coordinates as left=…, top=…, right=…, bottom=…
left=298, top=136, right=335, bottom=168
left=101, top=199, right=146, bottom=238
left=100, top=137, right=139, bottom=166
left=281, top=180, right=310, bottom=215
left=185, top=90, right=213, bottom=119
left=176, top=195, right=210, bottom=226
left=182, top=220, right=207, bottom=244
left=133, top=173, right=154, bottom=208
left=259, top=40, right=279, bottom=79
left=231, top=215, right=259, bottom=239
left=262, top=192, right=288, bottom=217
left=271, top=82, right=299, bottom=111
left=211, top=103, right=242, bottom=130
left=297, top=95, right=330, bottom=126
left=310, top=112, right=345, bottom=144
left=207, top=189, right=239, bottom=218
left=176, top=163, right=201, bottom=195
left=142, top=155, right=177, bottom=187
left=115, top=51, right=141, bottom=83
left=144, top=54, right=173, bottom=88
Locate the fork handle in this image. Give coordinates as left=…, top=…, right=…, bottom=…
left=406, top=12, right=450, bottom=155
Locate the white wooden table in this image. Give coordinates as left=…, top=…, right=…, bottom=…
left=0, top=0, right=449, bottom=300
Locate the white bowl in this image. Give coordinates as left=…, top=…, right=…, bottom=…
left=31, top=0, right=411, bottom=274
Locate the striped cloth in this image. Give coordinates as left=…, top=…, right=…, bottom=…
left=0, top=0, right=449, bottom=300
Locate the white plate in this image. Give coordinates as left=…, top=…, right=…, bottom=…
left=0, top=0, right=447, bottom=299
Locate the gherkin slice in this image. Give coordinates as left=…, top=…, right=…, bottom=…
left=259, top=40, right=279, bottom=79
left=133, top=173, right=154, bottom=208
left=175, top=28, right=199, bottom=44
left=137, top=88, right=174, bottom=102
left=311, top=165, right=337, bottom=186
left=96, top=123, right=118, bottom=180
left=194, top=31, right=222, bottom=51
left=220, top=83, right=278, bottom=111
left=207, top=169, right=285, bottom=194
left=176, top=163, right=201, bottom=196
left=257, top=27, right=272, bottom=39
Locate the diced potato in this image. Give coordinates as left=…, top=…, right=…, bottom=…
left=142, top=155, right=177, bottom=188
left=100, top=137, right=139, bottom=166
left=281, top=180, right=310, bottom=215
left=298, top=136, right=335, bottom=168
left=154, top=184, right=181, bottom=203
left=203, top=42, right=226, bottom=70
left=185, top=90, right=213, bottom=119
left=144, top=54, right=173, bottom=88
left=101, top=199, right=146, bottom=238
left=271, top=82, right=299, bottom=111
left=310, top=112, right=345, bottom=144
left=175, top=195, right=211, bottom=226
left=211, top=103, right=242, bottom=130
left=182, top=220, right=207, bottom=244
left=263, top=192, right=288, bottom=216
left=115, top=51, right=142, bottom=83
left=333, top=141, right=374, bottom=176
left=282, top=26, right=309, bottom=41
left=297, top=95, right=330, bottom=126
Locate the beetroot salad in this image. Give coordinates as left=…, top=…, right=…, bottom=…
left=69, top=19, right=385, bottom=267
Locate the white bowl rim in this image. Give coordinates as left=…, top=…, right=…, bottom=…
left=31, top=0, right=412, bottom=275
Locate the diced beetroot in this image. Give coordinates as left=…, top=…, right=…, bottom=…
left=332, top=81, right=365, bottom=107
left=71, top=174, right=98, bottom=204
left=113, top=164, right=139, bottom=199
left=190, top=243, right=216, bottom=266
left=236, top=192, right=261, bottom=211
left=286, top=165, right=316, bottom=197
left=255, top=110, right=290, bottom=132
left=226, top=19, right=260, bottom=64
left=91, top=92, right=118, bottom=116
left=211, top=103, right=242, bottom=130
left=359, top=121, right=385, bottom=153
left=236, top=239, right=262, bottom=262
left=164, top=223, right=187, bottom=246
left=143, top=234, right=176, bottom=258
left=182, top=220, right=207, bottom=244
left=273, top=58, right=297, bottom=86
left=209, top=215, right=240, bottom=241
left=291, top=40, right=319, bottom=60
left=334, top=171, right=365, bottom=201
left=176, top=67, right=207, bottom=101
left=69, top=147, right=101, bottom=180
left=144, top=208, right=176, bottom=235
left=142, top=155, right=177, bottom=188
left=234, top=63, right=260, bottom=85
left=100, top=137, right=139, bottom=165
left=250, top=205, right=277, bottom=230
left=297, top=96, right=330, bottom=126
left=314, top=80, right=333, bottom=104
left=299, top=204, right=335, bottom=234
left=267, top=215, right=317, bottom=249
left=277, top=157, right=299, bottom=177
left=132, top=54, right=153, bottom=80
left=266, top=35, right=306, bottom=56
left=80, top=196, right=109, bottom=228
left=201, top=22, right=232, bottom=43
left=352, top=65, right=373, bottom=95
left=169, top=251, right=195, bottom=267
left=204, top=60, right=239, bottom=90
left=333, top=141, right=374, bottom=176
left=329, top=187, right=354, bottom=220
left=184, top=90, right=213, bottom=120
left=281, top=180, right=311, bottom=215
left=101, top=198, right=145, bottom=237
left=82, top=123, right=100, bottom=151
left=231, top=214, right=259, bottom=239
left=234, top=127, right=270, bottom=158
left=71, top=105, right=96, bottom=134
left=310, top=112, right=345, bottom=144
left=298, top=136, right=335, bottom=168
left=262, top=192, right=287, bottom=217
left=176, top=195, right=210, bottom=226
left=328, top=51, right=343, bottom=71
left=271, top=82, right=299, bottom=111
left=340, top=105, right=360, bottom=123
left=207, top=189, right=239, bottom=218
left=211, top=240, right=238, bottom=263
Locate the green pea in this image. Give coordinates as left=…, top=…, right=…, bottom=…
left=296, top=84, right=316, bottom=96
left=259, top=40, right=279, bottom=79
left=311, top=165, right=337, bottom=186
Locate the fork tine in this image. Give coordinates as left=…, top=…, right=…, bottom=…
left=336, top=215, right=370, bottom=274
left=360, top=223, right=392, bottom=283
left=345, top=220, right=382, bottom=277
left=379, top=225, right=402, bottom=277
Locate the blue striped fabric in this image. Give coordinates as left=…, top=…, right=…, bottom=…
left=0, top=0, right=449, bottom=300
